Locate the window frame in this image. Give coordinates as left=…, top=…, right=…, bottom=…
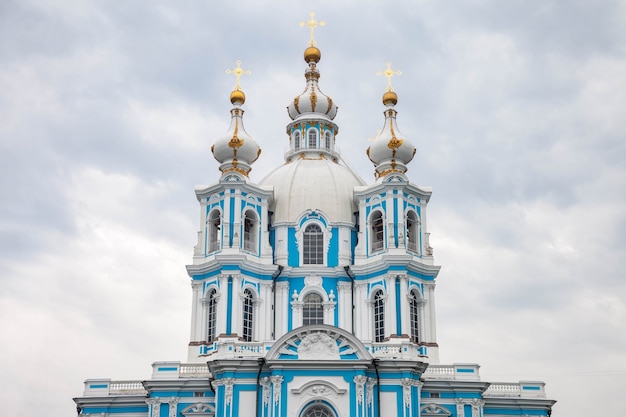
left=242, top=289, right=254, bottom=342
left=302, top=223, right=324, bottom=265
left=302, top=292, right=324, bottom=326
left=308, top=129, right=318, bottom=148
left=373, top=290, right=385, bottom=342
left=242, top=209, right=259, bottom=254
left=206, top=288, right=218, bottom=343
left=207, top=209, right=222, bottom=253
left=406, top=210, right=419, bottom=253
left=369, top=210, right=385, bottom=254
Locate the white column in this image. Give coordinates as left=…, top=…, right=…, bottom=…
left=261, top=283, right=273, bottom=341
left=217, top=274, right=229, bottom=336
left=275, top=282, right=289, bottom=337
left=426, top=283, right=437, bottom=342
left=232, top=274, right=242, bottom=336
left=398, top=275, right=409, bottom=336
left=386, top=274, right=396, bottom=338
left=190, top=282, right=202, bottom=341
left=337, top=282, right=351, bottom=331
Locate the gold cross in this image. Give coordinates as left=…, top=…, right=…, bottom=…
left=226, top=60, right=251, bottom=91
left=376, top=62, right=402, bottom=92
left=300, top=12, right=326, bottom=47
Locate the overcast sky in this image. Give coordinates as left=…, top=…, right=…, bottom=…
left=1, top=1, right=625, bottom=416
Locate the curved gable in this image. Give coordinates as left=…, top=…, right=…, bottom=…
left=266, top=324, right=372, bottom=361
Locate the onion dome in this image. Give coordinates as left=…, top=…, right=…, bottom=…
left=366, top=63, right=416, bottom=179
left=211, top=90, right=260, bottom=177
left=287, top=48, right=338, bottom=121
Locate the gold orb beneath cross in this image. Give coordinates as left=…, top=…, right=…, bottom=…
left=230, top=89, right=245, bottom=105
left=382, top=91, right=398, bottom=106
left=304, top=46, right=321, bottom=63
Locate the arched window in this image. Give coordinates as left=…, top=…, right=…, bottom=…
left=324, top=131, right=332, bottom=149
left=243, top=210, right=258, bottom=253
left=206, top=289, right=218, bottom=343
left=294, top=131, right=301, bottom=150
left=406, top=211, right=419, bottom=253
left=242, top=289, right=254, bottom=342
left=302, top=404, right=334, bottom=417
left=370, top=211, right=384, bottom=254
left=208, top=210, right=221, bottom=253
left=303, top=224, right=324, bottom=265
left=303, top=293, right=324, bottom=325
left=308, top=129, right=317, bottom=148
left=373, top=290, right=385, bottom=342
left=409, top=289, right=420, bottom=343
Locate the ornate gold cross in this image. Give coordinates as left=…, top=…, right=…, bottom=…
left=226, top=60, right=251, bottom=91
left=300, top=12, right=326, bottom=47
left=377, top=62, right=402, bottom=92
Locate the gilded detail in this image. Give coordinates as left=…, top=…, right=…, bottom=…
left=326, top=97, right=333, bottom=114
left=294, top=97, right=300, bottom=113
left=310, top=91, right=318, bottom=112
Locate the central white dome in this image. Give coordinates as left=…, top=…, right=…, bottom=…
left=260, top=158, right=365, bottom=224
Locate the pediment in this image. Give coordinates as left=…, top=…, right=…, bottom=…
left=266, top=324, right=372, bottom=361
left=420, top=404, right=452, bottom=416
left=181, top=403, right=215, bottom=417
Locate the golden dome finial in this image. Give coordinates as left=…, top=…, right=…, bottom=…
left=226, top=60, right=251, bottom=92
left=376, top=61, right=402, bottom=92
left=299, top=11, right=325, bottom=47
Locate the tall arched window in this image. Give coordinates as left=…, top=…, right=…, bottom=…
left=406, top=211, right=419, bottom=253
left=308, top=129, right=317, bottom=148
left=409, top=289, right=420, bottom=343
left=206, top=289, right=218, bottom=343
left=303, top=224, right=324, bottom=265
left=302, top=404, right=334, bottom=417
left=242, top=289, right=254, bottom=342
left=303, top=293, right=324, bottom=325
left=370, top=211, right=384, bottom=254
left=208, top=210, right=221, bottom=253
left=324, top=131, right=332, bottom=149
left=243, top=210, right=258, bottom=254
left=373, top=290, right=385, bottom=342
left=294, top=131, right=301, bottom=150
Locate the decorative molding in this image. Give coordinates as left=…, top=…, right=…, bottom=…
left=421, top=404, right=452, bottom=416
left=354, top=375, right=368, bottom=405
left=146, top=398, right=161, bottom=417
left=223, top=378, right=234, bottom=406
left=298, top=332, right=340, bottom=359
left=260, top=377, right=271, bottom=407
left=270, top=375, right=283, bottom=406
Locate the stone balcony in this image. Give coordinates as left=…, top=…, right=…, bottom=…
left=82, top=361, right=547, bottom=399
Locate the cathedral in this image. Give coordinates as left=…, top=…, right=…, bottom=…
left=74, top=14, right=555, bottom=417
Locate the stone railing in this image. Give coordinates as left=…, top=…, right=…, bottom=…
left=83, top=379, right=146, bottom=396
left=422, top=364, right=481, bottom=381
left=109, top=380, right=147, bottom=395
left=484, top=381, right=547, bottom=398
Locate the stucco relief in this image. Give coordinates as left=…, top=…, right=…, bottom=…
left=298, top=331, right=340, bottom=359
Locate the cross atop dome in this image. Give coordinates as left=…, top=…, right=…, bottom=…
left=226, top=60, right=251, bottom=92
left=299, top=12, right=325, bottom=47
left=377, top=61, right=402, bottom=92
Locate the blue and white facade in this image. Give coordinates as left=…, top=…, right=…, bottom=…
left=74, top=40, right=556, bottom=417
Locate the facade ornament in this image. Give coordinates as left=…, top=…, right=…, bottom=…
left=354, top=375, right=368, bottom=404
left=146, top=398, right=161, bottom=417
left=223, top=378, right=235, bottom=406
left=260, top=377, right=271, bottom=407
left=297, top=331, right=340, bottom=359
left=401, top=378, right=413, bottom=408
left=455, top=398, right=465, bottom=417
left=270, top=375, right=283, bottom=405
left=366, top=377, right=377, bottom=407
left=470, top=399, right=485, bottom=417
left=168, top=398, right=179, bottom=417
